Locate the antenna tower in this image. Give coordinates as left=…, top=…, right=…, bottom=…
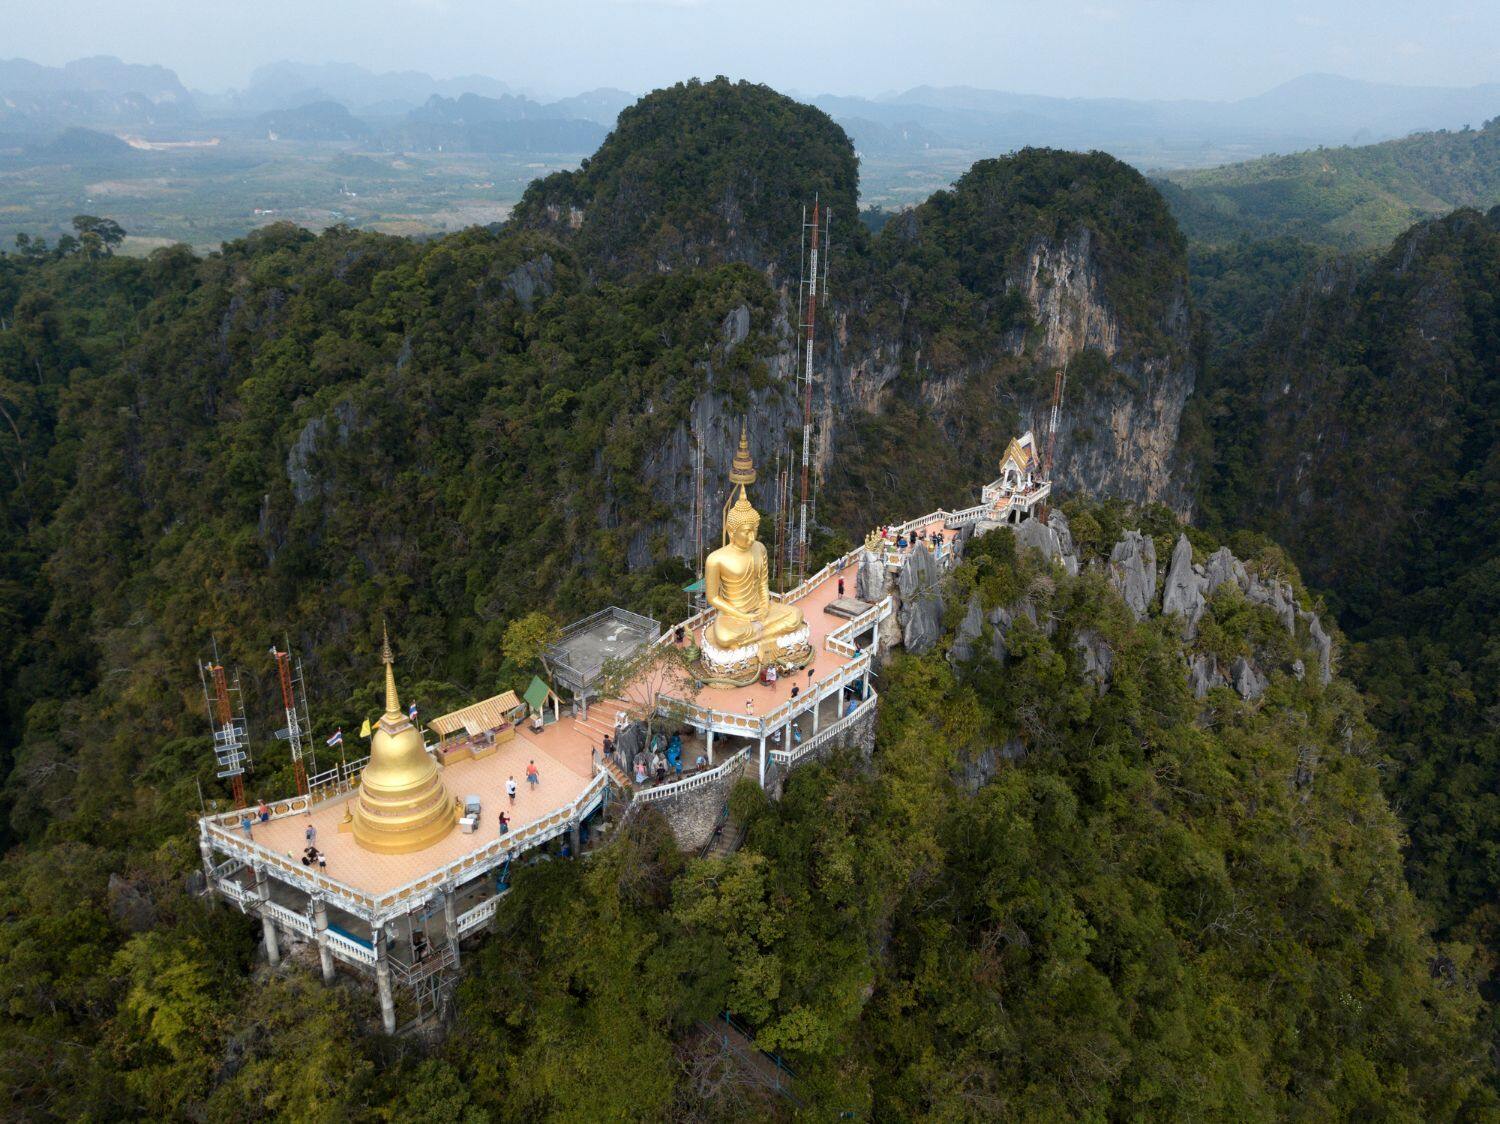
left=795, top=198, right=832, bottom=583
left=199, top=644, right=252, bottom=808
left=272, top=642, right=315, bottom=796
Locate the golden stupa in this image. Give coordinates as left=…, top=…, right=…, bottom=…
left=346, top=625, right=458, bottom=854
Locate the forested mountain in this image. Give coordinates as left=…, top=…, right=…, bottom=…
left=0, top=77, right=1496, bottom=1117
left=1192, top=206, right=1500, bottom=1060
left=1160, top=117, right=1500, bottom=250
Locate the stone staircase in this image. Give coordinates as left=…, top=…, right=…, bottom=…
left=575, top=699, right=634, bottom=790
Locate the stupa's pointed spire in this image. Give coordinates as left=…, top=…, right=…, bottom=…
left=381, top=620, right=400, bottom=717
left=729, top=419, right=756, bottom=487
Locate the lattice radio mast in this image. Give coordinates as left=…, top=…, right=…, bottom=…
left=200, top=642, right=252, bottom=808
left=271, top=641, right=315, bottom=797
left=795, top=198, right=832, bottom=583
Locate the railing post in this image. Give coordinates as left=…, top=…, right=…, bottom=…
left=705, top=727, right=715, bottom=765
left=757, top=731, right=767, bottom=789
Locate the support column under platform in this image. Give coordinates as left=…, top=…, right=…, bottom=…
left=255, top=865, right=280, bottom=967
left=374, top=927, right=397, bottom=1035
left=313, top=896, right=335, bottom=984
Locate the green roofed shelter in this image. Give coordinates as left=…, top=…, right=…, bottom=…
left=525, top=675, right=561, bottom=728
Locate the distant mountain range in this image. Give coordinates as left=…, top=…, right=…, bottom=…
left=816, top=74, right=1500, bottom=167
left=1, top=56, right=1496, bottom=175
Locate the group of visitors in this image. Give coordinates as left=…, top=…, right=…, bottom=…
left=877, top=524, right=951, bottom=552
left=300, top=845, right=326, bottom=870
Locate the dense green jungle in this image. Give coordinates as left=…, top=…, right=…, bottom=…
left=1, top=77, right=1497, bottom=1120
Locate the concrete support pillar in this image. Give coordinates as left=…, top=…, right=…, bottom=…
left=569, top=819, right=582, bottom=857
left=758, top=732, right=767, bottom=788
left=313, top=896, right=335, bottom=984
left=254, top=865, right=280, bottom=967
left=812, top=693, right=822, bottom=735
left=373, top=927, right=397, bottom=1035
left=784, top=721, right=793, bottom=754
left=705, top=727, right=715, bottom=765
left=442, top=887, right=461, bottom=969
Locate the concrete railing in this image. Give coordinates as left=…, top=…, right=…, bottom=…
left=326, top=928, right=377, bottom=967
left=262, top=899, right=314, bottom=938
left=454, top=891, right=508, bottom=936
left=769, top=689, right=878, bottom=768
left=632, top=747, right=751, bottom=804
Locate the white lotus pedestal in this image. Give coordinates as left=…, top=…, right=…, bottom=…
left=697, top=621, right=813, bottom=688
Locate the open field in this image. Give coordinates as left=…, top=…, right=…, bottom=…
left=0, top=140, right=574, bottom=252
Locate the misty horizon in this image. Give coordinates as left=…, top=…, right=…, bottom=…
left=10, top=0, right=1500, bottom=104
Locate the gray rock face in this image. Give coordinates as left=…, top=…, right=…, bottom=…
left=986, top=600, right=1039, bottom=663
left=1161, top=534, right=1209, bottom=639
left=500, top=254, right=555, bottom=310
left=722, top=304, right=750, bottom=351
left=1012, top=517, right=1080, bottom=576
left=1245, top=574, right=1297, bottom=635
left=1230, top=656, right=1268, bottom=701
left=856, top=549, right=888, bottom=603
left=1108, top=531, right=1157, bottom=619
left=1307, top=615, right=1332, bottom=685
left=949, top=594, right=984, bottom=663
left=898, top=543, right=945, bottom=655
left=1188, top=653, right=1226, bottom=698
left=1203, top=547, right=1246, bottom=596
left=1075, top=629, right=1112, bottom=690
left=285, top=401, right=359, bottom=505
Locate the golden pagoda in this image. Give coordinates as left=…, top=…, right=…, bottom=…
left=346, top=625, right=458, bottom=854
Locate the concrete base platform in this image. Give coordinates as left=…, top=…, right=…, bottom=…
left=824, top=597, right=873, bottom=620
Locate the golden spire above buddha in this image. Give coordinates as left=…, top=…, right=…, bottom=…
left=345, top=623, right=458, bottom=854
left=698, top=423, right=811, bottom=686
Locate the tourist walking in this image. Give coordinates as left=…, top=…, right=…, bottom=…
left=498, top=811, right=510, bottom=835
left=240, top=813, right=253, bottom=839
left=257, top=799, right=270, bottom=823
left=506, top=776, right=517, bottom=803
left=305, top=824, right=316, bottom=845
left=526, top=760, right=540, bottom=788
left=838, top=576, right=845, bottom=596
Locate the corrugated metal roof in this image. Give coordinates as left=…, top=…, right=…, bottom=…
left=429, top=691, right=523, bottom=737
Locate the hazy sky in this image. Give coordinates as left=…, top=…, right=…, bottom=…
left=13, top=0, right=1500, bottom=100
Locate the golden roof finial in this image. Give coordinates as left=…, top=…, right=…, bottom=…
left=729, top=419, right=756, bottom=487
left=381, top=620, right=400, bottom=718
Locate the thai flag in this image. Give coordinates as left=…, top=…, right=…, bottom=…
left=326, top=728, right=343, bottom=747
left=408, top=702, right=419, bottom=720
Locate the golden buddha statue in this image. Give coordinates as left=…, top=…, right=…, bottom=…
left=698, top=426, right=811, bottom=685
left=343, top=625, right=458, bottom=854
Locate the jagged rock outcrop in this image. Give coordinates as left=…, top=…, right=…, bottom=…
left=1188, top=653, right=1227, bottom=698
left=950, top=594, right=984, bottom=663
left=1075, top=629, right=1112, bottom=691
left=898, top=543, right=945, bottom=655
left=1009, top=515, right=1080, bottom=576
left=1230, top=657, right=1268, bottom=701
left=499, top=254, right=555, bottom=310
left=1108, top=531, right=1157, bottom=618
left=1161, top=533, right=1209, bottom=638
left=856, top=547, right=888, bottom=603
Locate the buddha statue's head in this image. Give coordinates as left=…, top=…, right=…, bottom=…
left=726, top=488, right=760, bottom=550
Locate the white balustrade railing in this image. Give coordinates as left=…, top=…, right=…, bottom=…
left=769, top=689, right=878, bottom=768
left=262, top=899, right=314, bottom=938
left=216, top=876, right=254, bottom=905
left=454, top=892, right=508, bottom=936
left=326, top=928, right=377, bottom=966
left=632, top=747, right=751, bottom=804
